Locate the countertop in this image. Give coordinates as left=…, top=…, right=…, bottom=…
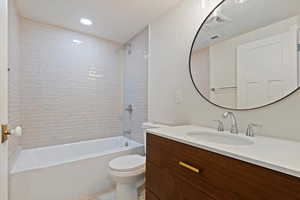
left=147, top=125, right=300, bottom=178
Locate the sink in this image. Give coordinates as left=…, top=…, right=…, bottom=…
left=186, top=131, right=254, bottom=146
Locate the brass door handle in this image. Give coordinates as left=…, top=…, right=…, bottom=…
left=1, top=124, right=10, bottom=143
left=179, top=161, right=200, bottom=173
left=1, top=124, right=22, bottom=143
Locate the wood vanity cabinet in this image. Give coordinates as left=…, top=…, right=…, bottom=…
left=145, top=134, right=300, bottom=200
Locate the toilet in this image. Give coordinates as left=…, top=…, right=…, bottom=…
left=109, top=122, right=168, bottom=200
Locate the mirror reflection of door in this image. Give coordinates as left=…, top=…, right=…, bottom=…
left=190, top=0, right=300, bottom=110
left=237, top=26, right=298, bottom=108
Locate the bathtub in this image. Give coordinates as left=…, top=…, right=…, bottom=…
left=9, top=136, right=143, bottom=200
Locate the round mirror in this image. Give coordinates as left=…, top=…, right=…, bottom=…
left=190, top=0, right=300, bottom=110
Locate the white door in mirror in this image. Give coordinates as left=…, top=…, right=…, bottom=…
left=237, top=26, right=298, bottom=108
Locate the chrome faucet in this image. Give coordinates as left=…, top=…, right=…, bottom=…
left=246, top=123, right=262, bottom=137
left=123, top=130, right=131, bottom=137
left=213, top=120, right=224, bottom=132
left=222, top=112, right=239, bottom=134
left=125, top=104, right=133, bottom=115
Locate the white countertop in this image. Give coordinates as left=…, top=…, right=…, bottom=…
left=147, top=125, right=300, bottom=178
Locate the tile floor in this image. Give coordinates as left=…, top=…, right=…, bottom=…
left=97, top=190, right=145, bottom=200
left=79, top=186, right=145, bottom=200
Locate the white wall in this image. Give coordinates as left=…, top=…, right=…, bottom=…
left=123, top=28, right=149, bottom=144
left=149, top=0, right=300, bottom=141
left=8, top=0, right=22, bottom=163
left=191, top=48, right=210, bottom=98
left=20, top=19, right=123, bottom=149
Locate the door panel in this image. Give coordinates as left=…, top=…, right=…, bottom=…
left=0, top=0, right=9, bottom=200
left=237, top=26, right=298, bottom=108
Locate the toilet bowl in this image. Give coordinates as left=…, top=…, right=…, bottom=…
left=109, top=155, right=145, bottom=200
left=108, top=122, right=168, bottom=200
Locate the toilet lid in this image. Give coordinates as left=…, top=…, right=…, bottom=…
left=109, top=155, right=145, bottom=172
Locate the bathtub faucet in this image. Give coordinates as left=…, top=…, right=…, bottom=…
left=123, top=130, right=131, bottom=136
left=125, top=104, right=133, bottom=115
left=123, top=130, right=131, bottom=146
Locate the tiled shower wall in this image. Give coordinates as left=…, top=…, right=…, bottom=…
left=8, top=0, right=22, bottom=159
left=122, top=29, right=148, bottom=144
left=20, top=19, right=123, bottom=149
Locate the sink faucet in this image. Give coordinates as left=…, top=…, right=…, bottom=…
left=222, top=112, right=239, bottom=134
left=246, top=123, right=262, bottom=137
left=213, top=120, right=224, bottom=132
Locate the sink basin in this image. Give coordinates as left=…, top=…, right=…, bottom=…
left=186, top=131, right=254, bottom=146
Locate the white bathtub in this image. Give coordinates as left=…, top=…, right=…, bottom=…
left=10, top=136, right=143, bottom=200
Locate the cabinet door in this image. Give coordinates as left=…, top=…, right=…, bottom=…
left=146, top=161, right=179, bottom=200
left=146, top=190, right=160, bottom=200
left=146, top=162, right=214, bottom=200
left=174, top=177, right=214, bottom=200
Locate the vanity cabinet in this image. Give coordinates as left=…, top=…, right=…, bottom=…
left=146, top=134, right=300, bottom=200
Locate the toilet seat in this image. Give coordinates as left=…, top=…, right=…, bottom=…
left=109, top=155, right=145, bottom=172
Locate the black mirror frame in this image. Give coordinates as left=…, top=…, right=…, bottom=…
left=188, top=0, right=300, bottom=111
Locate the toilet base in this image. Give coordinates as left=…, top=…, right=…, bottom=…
left=115, top=183, right=138, bottom=200
left=108, top=155, right=146, bottom=200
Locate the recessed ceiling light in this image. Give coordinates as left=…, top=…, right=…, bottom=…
left=72, top=39, right=83, bottom=45
left=80, top=18, right=93, bottom=26
left=235, top=0, right=249, bottom=4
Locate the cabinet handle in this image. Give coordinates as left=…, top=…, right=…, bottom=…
left=179, top=161, right=200, bottom=173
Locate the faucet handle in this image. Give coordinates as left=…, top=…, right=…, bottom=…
left=246, top=123, right=263, bottom=137
left=213, top=120, right=224, bottom=132
left=249, top=123, right=263, bottom=128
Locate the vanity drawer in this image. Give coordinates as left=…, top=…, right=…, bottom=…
left=174, top=176, right=216, bottom=200
left=146, top=190, right=159, bottom=200
left=146, top=159, right=180, bottom=200
left=147, top=133, right=300, bottom=200
left=146, top=161, right=215, bottom=200
left=147, top=134, right=237, bottom=199
left=147, top=133, right=212, bottom=166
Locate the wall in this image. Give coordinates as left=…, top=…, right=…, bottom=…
left=8, top=0, right=22, bottom=163
left=191, top=48, right=210, bottom=98
left=20, top=19, right=123, bottom=149
left=123, top=28, right=148, bottom=144
left=149, top=0, right=300, bottom=141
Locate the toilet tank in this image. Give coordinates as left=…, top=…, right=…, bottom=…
left=142, top=122, right=169, bottom=154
